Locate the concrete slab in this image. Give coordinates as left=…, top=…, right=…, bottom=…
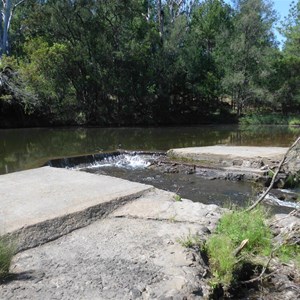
left=168, top=145, right=287, bottom=160
left=0, top=166, right=152, bottom=250
left=1, top=188, right=224, bottom=300
left=111, top=189, right=223, bottom=231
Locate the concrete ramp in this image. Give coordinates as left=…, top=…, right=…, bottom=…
left=0, top=167, right=152, bottom=250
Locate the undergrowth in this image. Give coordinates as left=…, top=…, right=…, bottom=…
left=0, top=237, right=15, bottom=280
left=239, top=113, right=300, bottom=126
left=205, top=207, right=272, bottom=289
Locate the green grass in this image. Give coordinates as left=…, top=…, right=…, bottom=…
left=215, top=207, right=272, bottom=255
left=206, top=234, right=236, bottom=288
left=205, top=207, right=272, bottom=288
left=239, top=113, right=300, bottom=126
left=276, top=244, right=300, bottom=267
left=0, top=237, right=15, bottom=280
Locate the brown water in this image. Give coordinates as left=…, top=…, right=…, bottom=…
left=0, top=125, right=299, bottom=174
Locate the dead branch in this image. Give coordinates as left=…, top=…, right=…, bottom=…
left=233, top=239, right=249, bottom=257
left=240, top=250, right=275, bottom=284
left=245, top=136, right=300, bottom=212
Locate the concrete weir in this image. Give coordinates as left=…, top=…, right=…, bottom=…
left=0, top=166, right=224, bottom=299
left=166, top=145, right=288, bottom=182
left=0, top=166, right=153, bottom=251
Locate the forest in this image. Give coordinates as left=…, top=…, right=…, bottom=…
left=0, top=0, right=299, bottom=127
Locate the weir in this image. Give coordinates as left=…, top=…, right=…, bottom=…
left=46, top=150, right=299, bottom=211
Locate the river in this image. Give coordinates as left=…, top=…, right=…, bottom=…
left=1, top=124, right=299, bottom=210
left=0, top=125, right=299, bottom=175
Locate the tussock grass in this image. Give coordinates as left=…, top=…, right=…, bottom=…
left=205, top=207, right=272, bottom=288
left=0, top=237, right=15, bottom=280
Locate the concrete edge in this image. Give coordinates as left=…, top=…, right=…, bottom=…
left=4, top=187, right=154, bottom=253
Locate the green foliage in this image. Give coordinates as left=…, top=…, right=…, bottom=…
left=289, top=117, right=300, bottom=126
left=173, top=194, right=182, bottom=202
left=0, top=237, right=14, bottom=280
left=206, top=234, right=236, bottom=288
left=239, top=113, right=300, bottom=125
left=216, top=208, right=272, bottom=255
left=276, top=244, right=300, bottom=266
left=1, top=0, right=299, bottom=127
left=205, top=206, right=272, bottom=288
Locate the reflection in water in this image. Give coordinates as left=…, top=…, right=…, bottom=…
left=0, top=125, right=299, bottom=174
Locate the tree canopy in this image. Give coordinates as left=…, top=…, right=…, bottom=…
left=0, top=0, right=299, bottom=127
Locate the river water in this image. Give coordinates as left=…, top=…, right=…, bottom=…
left=1, top=125, right=298, bottom=210
left=1, top=125, right=299, bottom=175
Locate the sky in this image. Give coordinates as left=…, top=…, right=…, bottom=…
left=272, top=0, right=294, bottom=44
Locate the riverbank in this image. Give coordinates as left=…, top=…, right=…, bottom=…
left=0, top=165, right=299, bottom=299
left=0, top=167, right=223, bottom=299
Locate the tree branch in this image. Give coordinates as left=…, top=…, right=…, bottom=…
left=245, top=136, right=300, bottom=212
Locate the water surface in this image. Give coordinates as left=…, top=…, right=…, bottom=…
left=0, top=125, right=299, bottom=174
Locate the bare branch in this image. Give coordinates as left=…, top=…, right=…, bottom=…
left=245, top=136, right=300, bottom=212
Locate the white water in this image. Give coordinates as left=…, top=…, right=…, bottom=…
left=264, top=194, right=300, bottom=209
left=70, top=154, right=151, bottom=170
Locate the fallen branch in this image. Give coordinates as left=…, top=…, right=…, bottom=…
left=233, top=239, right=249, bottom=257
left=240, top=250, right=275, bottom=284
left=245, top=136, right=300, bottom=212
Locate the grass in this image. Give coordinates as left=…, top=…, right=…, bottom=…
left=206, top=234, right=236, bottom=288
left=239, top=113, right=300, bottom=126
left=177, top=231, right=202, bottom=248
left=277, top=244, right=300, bottom=267
left=215, top=207, right=272, bottom=255
left=0, top=237, right=15, bottom=280
left=205, top=207, right=272, bottom=289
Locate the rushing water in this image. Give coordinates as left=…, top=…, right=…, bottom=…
left=0, top=125, right=299, bottom=175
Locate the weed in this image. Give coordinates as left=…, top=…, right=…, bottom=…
left=289, top=117, right=300, bottom=127
left=177, top=232, right=202, bottom=248
left=0, top=237, right=15, bottom=280
left=169, top=215, right=177, bottom=223
left=276, top=244, right=300, bottom=267
left=173, top=194, right=182, bottom=202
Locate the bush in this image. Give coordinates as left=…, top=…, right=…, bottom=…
left=0, top=237, right=14, bottom=280
left=289, top=117, right=300, bottom=126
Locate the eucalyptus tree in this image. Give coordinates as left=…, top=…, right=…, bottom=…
left=275, top=0, right=300, bottom=112
left=221, top=0, right=277, bottom=115
left=0, top=0, right=27, bottom=57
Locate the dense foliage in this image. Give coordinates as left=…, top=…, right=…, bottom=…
left=0, top=0, right=299, bottom=127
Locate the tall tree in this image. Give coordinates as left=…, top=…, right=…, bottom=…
left=221, top=0, right=277, bottom=115
left=275, top=0, right=300, bottom=112
left=0, top=0, right=26, bottom=57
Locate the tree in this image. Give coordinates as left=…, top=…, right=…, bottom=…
left=275, top=0, right=300, bottom=113
left=0, top=0, right=26, bottom=57
left=221, top=0, right=277, bottom=115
